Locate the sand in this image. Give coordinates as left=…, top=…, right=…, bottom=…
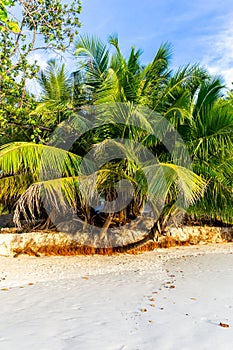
left=0, top=243, right=233, bottom=349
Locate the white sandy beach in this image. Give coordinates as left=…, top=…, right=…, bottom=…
left=1, top=243, right=233, bottom=349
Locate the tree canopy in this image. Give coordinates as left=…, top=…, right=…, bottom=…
left=0, top=0, right=82, bottom=143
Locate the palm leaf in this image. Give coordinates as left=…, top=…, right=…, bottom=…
left=0, top=142, right=81, bottom=178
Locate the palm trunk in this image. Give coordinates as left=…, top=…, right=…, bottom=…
left=117, top=221, right=159, bottom=252
left=100, top=213, right=114, bottom=240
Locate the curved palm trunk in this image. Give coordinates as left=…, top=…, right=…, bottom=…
left=114, top=220, right=160, bottom=252
left=118, top=201, right=176, bottom=252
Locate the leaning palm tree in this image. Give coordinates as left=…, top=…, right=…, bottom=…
left=26, top=35, right=232, bottom=230
left=75, top=35, right=233, bottom=226
left=2, top=34, right=231, bottom=251
left=0, top=103, right=205, bottom=249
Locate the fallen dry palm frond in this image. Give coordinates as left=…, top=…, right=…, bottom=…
left=13, top=176, right=81, bottom=228
left=13, top=182, right=44, bottom=228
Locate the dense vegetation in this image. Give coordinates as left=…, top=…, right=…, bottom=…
left=0, top=1, right=232, bottom=247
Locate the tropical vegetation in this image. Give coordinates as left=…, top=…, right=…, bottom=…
left=0, top=2, right=232, bottom=249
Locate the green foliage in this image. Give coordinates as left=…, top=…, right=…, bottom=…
left=0, top=0, right=20, bottom=32
left=0, top=106, right=205, bottom=231
left=185, top=91, right=233, bottom=224
left=0, top=0, right=82, bottom=143
left=30, top=60, right=74, bottom=141
left=0, top=30, right=232, bottom=232
left=74, top=35, right=233, bottom=225
left=75, top=34, right=146, bottom=103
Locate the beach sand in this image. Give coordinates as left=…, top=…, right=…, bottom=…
left=0, top=243, right=233, bottom=349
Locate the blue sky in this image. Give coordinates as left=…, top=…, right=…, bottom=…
left=75, top=0, right=233, bottom=87
left=28, top=0, right=233, bottom=92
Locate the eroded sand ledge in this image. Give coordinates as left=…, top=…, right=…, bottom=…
left=0, top=226, right=232, bottom=256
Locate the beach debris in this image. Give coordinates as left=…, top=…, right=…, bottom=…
left=219, top=322, right=229, bottom=328
left=82, top=276, right=89, bottom=280
left=141, top=308, right=147, bottom=313
left=0, top=275, right=7, bottom=282
left=150, top=304, right=156, bottom=307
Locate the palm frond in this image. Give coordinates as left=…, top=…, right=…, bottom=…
left=0, top=142, right=81, bottom=179
left=193, top=76, right=224, bottom=117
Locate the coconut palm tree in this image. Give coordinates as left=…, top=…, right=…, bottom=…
left=0, top=102, right=205, bottom=248
left=30, top=59, right=73, bottom=129
left=74, top=34, right=172, bottom=105
left=182, top=78, right=233, bottom=224
left=74, top=35, right=233, bottom=226
left=74, top=35, right=207, bottom=115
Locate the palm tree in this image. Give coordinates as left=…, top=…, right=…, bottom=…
left=30, top=59, right=73, bottom=128
left=74, top=35, right=233, bottom=226
left=0, top=103, right=205, bottom=248
left=182, top=78, right=233, bottom=224
left=74, top=34, right=172, bottom=105
left=74, top=35, right=207, bottom=114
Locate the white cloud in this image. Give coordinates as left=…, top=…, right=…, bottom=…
left=201, top=17, right=233, bottom=89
